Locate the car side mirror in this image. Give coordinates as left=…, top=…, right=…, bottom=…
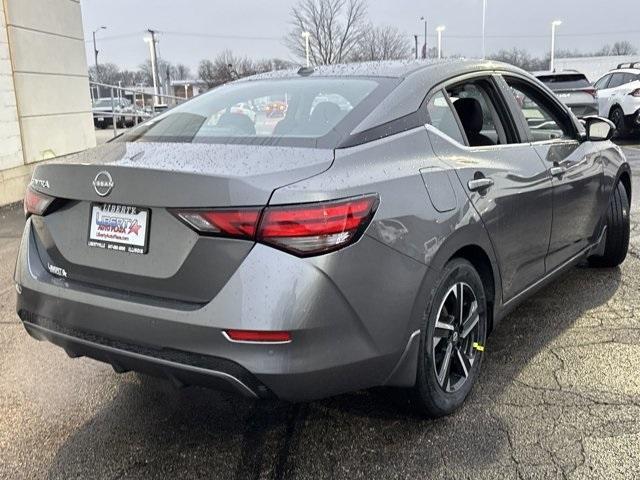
left=582, top=116, right=615, bottom=142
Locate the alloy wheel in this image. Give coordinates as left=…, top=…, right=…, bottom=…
left=432, top=282, right=481, bottom=393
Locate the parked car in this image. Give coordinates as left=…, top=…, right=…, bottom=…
left=593, top=62, right=640, bottom=137
left=17, top=60, right=630, bottom=417
left=533, top=71, right=598, bottom=118
left=92, top=98, right=142, bottom=129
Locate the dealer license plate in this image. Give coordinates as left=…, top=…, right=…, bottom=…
left=88, top=203, right=150, bottom=254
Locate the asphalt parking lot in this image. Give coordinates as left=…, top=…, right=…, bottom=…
left=0, top=142, right=639, bottom=480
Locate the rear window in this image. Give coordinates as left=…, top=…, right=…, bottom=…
left=118, top=78, right=385, bottom=147
left=537, top=74, right=591, bottom=90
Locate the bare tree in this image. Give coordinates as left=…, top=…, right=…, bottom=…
left=610, top=41, right=638, bottom=56
left=350, top=25, right=411, bottom=62
left=175, top=64, right=192, bottom=80
left=285, top=0, right=368, bottom=65
left=488, top=48, right=548, bottom=71
left=198, top=51, right=291, bottom=90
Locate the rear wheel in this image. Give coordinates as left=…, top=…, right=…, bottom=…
left=415, top=258, right=487, bottom=417
left=609, top=106, right=627, bottom=138
left=589, top=182, right=630, bottom=268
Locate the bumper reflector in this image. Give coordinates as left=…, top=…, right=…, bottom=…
left=223, top=329, right=292, bottom=344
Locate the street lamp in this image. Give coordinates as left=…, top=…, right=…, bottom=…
left=420, top=16, right=427, bottom=59
left=301, top=31, right=311, bottom=67
left=550, top=20, right=562, bottom=72
left=436, top=25, right=446, bottom=59
left=92, top=26, right=107, bottom=82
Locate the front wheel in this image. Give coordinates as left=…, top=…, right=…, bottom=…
left=589, top=181, right=630, bottom=268
left=609, top=106, right=627, bottom=138
left=415, top=258, right=488, bottom=417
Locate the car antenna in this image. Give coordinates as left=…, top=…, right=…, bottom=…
left=297, top=66, right=315, bottom=76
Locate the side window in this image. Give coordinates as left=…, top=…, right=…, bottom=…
left=446, top=80, right=511, bottom=147
left=607, top=73, right=625, bottom=89
left=623, top=73, right=638, bottom=85
left=426, top=90, right=466, bottom=144
left=506, top=79, right=575, bottom=142
left=594, top=74, right=611, bottom=90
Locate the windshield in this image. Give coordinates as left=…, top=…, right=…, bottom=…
left=537, top=74, right=591, bottom=90
left=117, top=77, right=383, bottom=147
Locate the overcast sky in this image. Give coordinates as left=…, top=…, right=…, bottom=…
left=80, top=0, right=640, bottom=73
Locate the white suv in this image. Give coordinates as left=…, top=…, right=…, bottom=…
left=594, top=63, right=640, bottom=137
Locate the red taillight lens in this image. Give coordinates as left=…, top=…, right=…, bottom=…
left=258, top=195, right=379, bottom=256
left=224, top=329, right=292, bottom=343
left=173, top=208, right=261, bottom=238
left=171, top=194, right=379, bottom=256
left=585, top=87, right=597, bottom=99
left=23, top=186, right=54, bottom=217
left=629, top=88, right=640, bottom=97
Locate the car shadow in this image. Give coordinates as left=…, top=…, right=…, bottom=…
left=46, top=264, right=622, bottom=479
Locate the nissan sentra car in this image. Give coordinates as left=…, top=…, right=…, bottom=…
left=16, top=60, right=631, bottom=417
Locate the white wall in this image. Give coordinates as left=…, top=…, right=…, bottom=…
left=0, top=0, right=24, bottom=204
left=0, top=0, right=95, bottom=206
left=555, top=55, right=639, bottom=82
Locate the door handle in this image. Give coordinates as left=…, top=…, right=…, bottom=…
left=467, top=178, right=494, bottom=192
left=550, top=166, right=567, bottom=177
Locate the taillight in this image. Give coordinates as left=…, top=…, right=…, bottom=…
left=23, top=186, right=54, bottom=217
left=629, top=88, right=640, bottom=97
left=585, top=87, right=597, bottom=99
left=172, top=208, right=262, bottom=238
left=258, top=195, right=379, bottom=256
left=170, top=194, right=379, bottom=257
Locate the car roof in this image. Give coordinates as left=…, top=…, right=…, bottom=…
left=607, top=68, right=640, bottom=74
left=240, top=58, right=525, bottom=82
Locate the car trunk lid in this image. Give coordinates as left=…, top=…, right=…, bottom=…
left=29, top=142, right=334, bottom=305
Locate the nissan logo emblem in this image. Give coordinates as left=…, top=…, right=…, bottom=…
left=93, top=171, right=114, bottom=197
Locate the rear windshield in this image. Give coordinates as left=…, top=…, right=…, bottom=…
left=118, top=77, right=386, bottom=147
left=536, top=74, right=591, bottom=90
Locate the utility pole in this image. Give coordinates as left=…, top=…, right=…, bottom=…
left=414, top=35, right=419, bottom=59
left=92, top=26, right=107, bottom=83
left=420, top=16, right=428, bottom=59
left=145, top=29, right=160, bottom=105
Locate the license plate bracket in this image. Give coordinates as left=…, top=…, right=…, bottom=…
left=88, top=203, right=150, bottom=254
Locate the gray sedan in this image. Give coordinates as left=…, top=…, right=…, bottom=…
left=16, top=60, right=631, bottom=417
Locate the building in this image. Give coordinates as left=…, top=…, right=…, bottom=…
left=554, top=55, right=639, bottom=82
left=0, top=0, right=94, bottom=206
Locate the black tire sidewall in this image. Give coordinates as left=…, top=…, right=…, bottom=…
left=416, top=258, right=488, bottom=416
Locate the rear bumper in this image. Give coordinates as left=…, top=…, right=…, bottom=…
left=19, top=309, right=272, bottom=398
left=567, top=103, right=599, bottom=118
left=14, top=218, right=425, bottom=401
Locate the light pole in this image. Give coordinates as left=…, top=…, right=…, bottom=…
left=436, top=26, right=446, bottom=59
left=92, top=26, right=107, bottom=82
left=301, top=31, right=311, bottom=67
left=482, top=0, right=487, bottom=59
left=550, top=20, right=562, bottom=72
left=420, top=16, right=427, bottom=58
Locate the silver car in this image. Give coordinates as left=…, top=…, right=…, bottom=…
left=16, top=60, right=631, bottom=416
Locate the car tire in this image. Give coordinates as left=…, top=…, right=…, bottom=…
left=609, top=106, right=627, bottom=138
left=415, top=258, right=488, bottom=417
left=589, top=181, right=630, bottom=268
